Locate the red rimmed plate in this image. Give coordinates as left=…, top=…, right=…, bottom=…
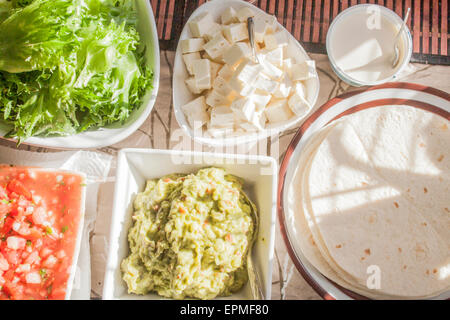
left=277, top=82, right=450, bottom=300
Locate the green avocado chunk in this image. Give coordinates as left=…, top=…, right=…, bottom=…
left=121, top=167, right=257, bottom=300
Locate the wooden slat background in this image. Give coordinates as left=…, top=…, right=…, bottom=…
left=155, top=0, right=449, bottom=65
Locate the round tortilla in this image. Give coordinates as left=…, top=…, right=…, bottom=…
left=291, top=106, right=450, bottom=298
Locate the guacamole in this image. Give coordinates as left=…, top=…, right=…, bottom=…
left=121, top=168, right=256, bottom=300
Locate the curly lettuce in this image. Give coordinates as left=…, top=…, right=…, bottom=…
left=0, top=0, right=153, bottom=142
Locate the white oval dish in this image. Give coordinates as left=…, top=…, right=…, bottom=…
left=173, top=0, right=320, bottom=147
left=0, top=0, right=160, bottom=149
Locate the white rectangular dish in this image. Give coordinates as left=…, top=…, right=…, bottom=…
left=102, top=149, right=277, bottom=300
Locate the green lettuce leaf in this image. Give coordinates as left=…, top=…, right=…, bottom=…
left=0, top=0, right=153, bottom=143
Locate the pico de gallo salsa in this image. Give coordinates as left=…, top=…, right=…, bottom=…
left=0, top=166, right=85, bottom=300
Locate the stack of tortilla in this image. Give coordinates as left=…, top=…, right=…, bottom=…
left=288, top=105, right=450, bottom=299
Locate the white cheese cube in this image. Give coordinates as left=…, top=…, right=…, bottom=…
left=282, top=58, right=294, bottom=77
left=185, top=77, right=203, bottom=94
left=210, top=61, right=222, bottom=81
left=291, top=60, right=316, bottom=81
left=182, top=96, right=209, bottom=128
left=192, top=59, right=212, bottom=90
left=203, top=23, right=222, bottom=41
left=253, top=73, right=278, bottom=94
left=223, top=42, right=251, bottom=66
left=218, top=64, right=235, bottom=81
left=189, top=12, right=215, bottom=38
left=264, top=15, right=278, bottom=33
left=233, top=59, right=263, bottom=84
left=231, top=97, right=256, bottom=121
left=207, top=126, right=234, bottom=138
left=221, top=7, right=238, bottom=25
left=213, top=76, right=233, bottom=96
left=239, top=111, right=267, bottom=132
left=260, top=47, right=283, bottom=67
left=206, top=90, right=224, bottom=108
left=229, top=78, right=255, bottom=96
left=288, top=83, right=311, bottom=116
left=206, top=89, right=234, bottom=108
left=223, top=23, right=249, bottom=43
left=210, top=106, right=235, bottom=128
left=203, top=33, right=232, bottom=60
left=181, top=38, right=205, bottom=54
left=265, top=99, right=293, bottom=123
left=264, top=30, right=288, bottom=50
left=273, top=74, right=293, bottom=98
left=236, top=7, right=255, bottom=22
left=182, top=52, right=201, bottom=75
left=201, top=51, right=224, bottom=64
left=251, top=89, right=272, bottom=111
left=253, top=16, right=269, bottom=43
left=259, top=58, right=283, bottom=79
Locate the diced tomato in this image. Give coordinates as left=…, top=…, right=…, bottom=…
left=0, top=167, right=83, bottom=300
left=0, top=253, right=9, bottom=271
left=7, top=180, right=31, bottom=200
left=24, top=251, right=40, bottom=265
left=0, top=203, right=9, bottom=218
left=0, top=186, right=8, bottom=199
left=31, top=207, right=47, bottom=226
left=3, top=249, right=20, bottom=266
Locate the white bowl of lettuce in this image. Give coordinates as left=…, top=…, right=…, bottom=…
left=0, top=0, right=159, bottom=149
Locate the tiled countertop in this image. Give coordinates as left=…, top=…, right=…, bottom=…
left=0, top=51, right=448, bottom=300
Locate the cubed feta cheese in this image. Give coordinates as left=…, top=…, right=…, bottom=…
left=253, top=73, right=278, bottom=94
left=213, top=76, right=234, bottom=97
left=260, top=47, right=283, bottom=67
left=182, top=96, right=209, bottom=128
left=264, top=30, right=288, bottom=50
left=239, top=110, right=267, bottom=132
left=253, top=16, right=269, bottom=43
left=291, top=60, right=316, bottom=81
left=229, top=77, right=255, bottom=96
left=206, top=89, right=232, bottom=108
left=282, top=58, right=294, bottom=77
left=273, top=74, right=293, bottom=98
left=210, top=61, right=222, bottom=81
left=231, top=97, right=256, bottom=121
left=192, top=59, right=212, bottom=90
left=251, top=89, right=272, bottom=111
left=264, top=15, right=278, bottom=33
left=218, top=64, right=235, bottom=80
left=207, top=125, right=234, bottom=138
left=210, top=106, right=235, bottom=128
left=181, top=38, right=205, bottom=54
left=223, top=42, right=251, bottom=66
left=203, top=23, right=222, bottom=41
left=185, top=77, right=203, bottom=94
left=221, top=7, right=238, bottom=25
left=182, top=52, right=201, bottom=75
left=236, top=7, right=255, bottom=22
left=203, top=33, right=232, bottom=60
left=265, top=99, right=293, bottom=123
left=259, top=58, right=283, bottom=79
left=189, top=12, right=215, bottom=38
left=223, top=23, right=249, bottom=43
left=288, top=83, right=311, bottom=116
left=233, top=58, right=263, bottom=84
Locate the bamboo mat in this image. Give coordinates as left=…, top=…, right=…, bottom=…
left=153, top=0, right=449, bottom=65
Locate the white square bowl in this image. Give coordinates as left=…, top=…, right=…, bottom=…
left=103, top=149, right=277, bottom=300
